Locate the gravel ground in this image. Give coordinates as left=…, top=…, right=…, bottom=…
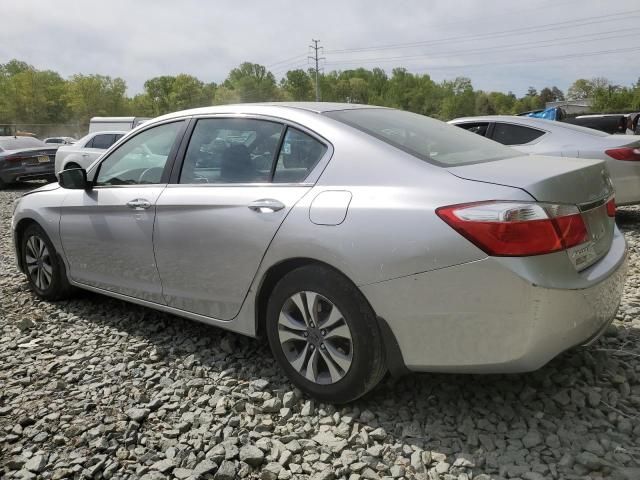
left=1, top=184, right=640, bottom=480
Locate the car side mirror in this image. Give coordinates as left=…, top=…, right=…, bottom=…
left=59, top=168, right=91, bottom=190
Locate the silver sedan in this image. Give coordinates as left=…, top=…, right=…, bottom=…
left=449, top=115, right=640, bottom=205
left=12, top=103, right=627, bottom=402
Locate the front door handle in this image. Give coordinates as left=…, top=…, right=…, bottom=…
left=248, top=198, right=285, bottom=213
left=126, top=198, right=152, bottom=210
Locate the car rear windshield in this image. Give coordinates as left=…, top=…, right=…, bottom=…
left=324, top=108, right=522, bottom=166
left=0, top=136, right=46, bottom=151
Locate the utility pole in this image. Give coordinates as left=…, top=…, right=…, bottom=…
left=309, top=39, right=325, bottom=101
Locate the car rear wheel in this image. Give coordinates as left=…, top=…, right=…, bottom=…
left=266, top=265, right=386, bottom=403
left=21, top=224, right=73, bottom=301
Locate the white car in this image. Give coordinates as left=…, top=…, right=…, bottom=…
left=44, top=137, right=77, bottom=145
left=55, top=131, right=125, bottom=174
left=449, top=116, right=640, bottom=205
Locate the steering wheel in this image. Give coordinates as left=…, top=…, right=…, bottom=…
left=138, top=167, right=164, bottom=184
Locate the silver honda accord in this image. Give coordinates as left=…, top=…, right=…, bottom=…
left=11, top=103, right=628, bottom=402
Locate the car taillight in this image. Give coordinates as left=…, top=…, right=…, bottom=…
left=606, top=197, right=616, bottom=217
left=3, top=155, right=25, bottom=163
left=436, top=201, right=588, bottom=257
left=605, top=147, right=640, bottom=161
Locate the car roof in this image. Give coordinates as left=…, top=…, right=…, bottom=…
left=149, top=102, right=384, bottom=123
left=85, top=130, right=128, bottom=136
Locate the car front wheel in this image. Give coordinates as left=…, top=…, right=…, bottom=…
left=21, top=224, right=73, bottom=300
left=266, top=265, right=386, bottom=403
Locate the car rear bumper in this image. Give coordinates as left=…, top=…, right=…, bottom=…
left=360, top=229, right=628, bottom=373
left=1, top=162, right=56, bottom=183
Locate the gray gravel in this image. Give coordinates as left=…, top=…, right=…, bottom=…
left=1, top=184, right=640, bottom=480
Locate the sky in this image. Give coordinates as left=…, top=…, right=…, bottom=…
left=3, top=0, right=640, bottom=97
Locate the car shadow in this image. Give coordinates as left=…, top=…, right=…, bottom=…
left=28, top=282, right=640, bottom=478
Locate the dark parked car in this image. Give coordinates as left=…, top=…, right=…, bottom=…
left=0, top=136, right=58, bottom=188
left=564, top=114, right=627, bottom=134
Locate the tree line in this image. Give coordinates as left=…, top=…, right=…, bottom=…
left=1, top=58, right=639, bottom=131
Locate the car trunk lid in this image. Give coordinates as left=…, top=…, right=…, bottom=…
left=3, top=146, right=57, bottom=165
left=448, top=155, right=615, bottom=270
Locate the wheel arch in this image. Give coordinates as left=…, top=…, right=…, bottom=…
left=253, top=256, right=408, bottom=376
left=254, top=257, right=354, bottom=339
left=14, top=217, right=39, bottom=273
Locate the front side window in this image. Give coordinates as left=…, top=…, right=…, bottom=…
left=180, top=118, right=284, bottom=184
left=95, top=122, right=183, bottom=186
left=325, top=108, right=521, bottom=166
left=273, top=128, right=327, bottom=183
left=492, top=123, right=545, bottom=145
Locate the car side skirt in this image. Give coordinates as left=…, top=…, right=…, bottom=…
left=68, top=280, right=257, bottom=338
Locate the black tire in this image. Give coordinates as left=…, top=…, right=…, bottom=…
left=266, top=265, right=386, bottom=403
left=0, top=177, right=7, bottom=189
left=64, top=162, right=82, bottom=170
left=21, top=223, right=74, bottom=301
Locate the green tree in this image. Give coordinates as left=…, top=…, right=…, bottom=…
left=64, top=74, right=128, bottom=127
left=224, top=62, right=278, bottom=102
left=280, top=69, right=313, bottom=101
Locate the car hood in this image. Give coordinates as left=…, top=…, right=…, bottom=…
left=447, top=154, right=612, bottom=205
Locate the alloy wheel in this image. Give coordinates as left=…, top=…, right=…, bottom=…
left=25, top=235, right=53, bottom=291
left=278, top=291, right=353, bottom=385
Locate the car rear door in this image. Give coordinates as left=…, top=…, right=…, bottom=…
left=59, top=120, right=187, bottom=302
left=153, top=116, right=330, bottom=320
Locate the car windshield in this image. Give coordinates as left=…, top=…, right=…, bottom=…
left=324, top=108, right=522, bottom=166
left=0, top=136, right=46, bottom=150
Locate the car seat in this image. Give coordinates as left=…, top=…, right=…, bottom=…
left=220, top=144, right=256, bottom=182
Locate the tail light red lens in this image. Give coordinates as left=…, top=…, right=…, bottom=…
left=606, top=197, right=616, bottom=217
left=605, top=147, right=640, bottom=161
left=436, top=201, right=588, bottom=257
left=3, top=155, right=25, bottom=163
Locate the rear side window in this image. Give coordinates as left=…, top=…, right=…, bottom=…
left=273, top=128, right=326, bottom=183
left=492, top=123, right=545, bottom=145
left=180, top=118, right=284, bottom=184
left=454, top=122, right=490, bottom=137
left=324, top=108, right=520, bottom=166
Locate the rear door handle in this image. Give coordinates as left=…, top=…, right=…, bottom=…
left=81, top=153, right=89, bottom=157
left=126, top=198, right=152, bottom=210
left=248, top=198, right=285, bottom=213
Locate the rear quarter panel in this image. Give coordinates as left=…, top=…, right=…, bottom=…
left=260, top=128, right=536, bottom=286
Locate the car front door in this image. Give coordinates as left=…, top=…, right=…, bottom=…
left=80, top=134, right=119, bottom=165
left=153, top=117, right=329, bottom=320
left=59, top=120, right=186, bottom=302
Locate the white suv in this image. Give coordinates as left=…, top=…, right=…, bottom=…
left=55, top=131, right=125, bottom=175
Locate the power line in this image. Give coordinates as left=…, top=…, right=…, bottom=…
left=266, top=53, right=308, bottom=69
left=308, top=39, right=325, bottom=101
left=325, top=9, right=640, bottom=55
left=322, top=28, right=638, bottom=68
left=406, top=45, right=640, bottom=72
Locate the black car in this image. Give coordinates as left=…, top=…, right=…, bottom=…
left=563, top=114, right=627, bottom=134
left=0, top=136, right=58, bottom=189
